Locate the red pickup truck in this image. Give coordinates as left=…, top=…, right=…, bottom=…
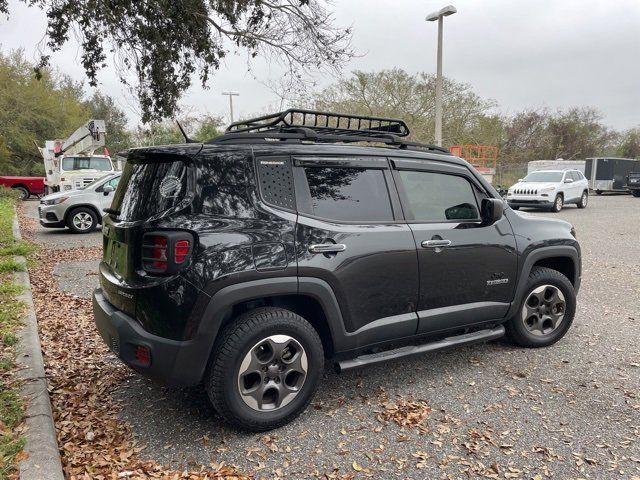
left=0, top=176, right=46, bottom=200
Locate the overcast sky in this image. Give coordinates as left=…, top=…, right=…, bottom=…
left=1, top=0, right=639, bottom=129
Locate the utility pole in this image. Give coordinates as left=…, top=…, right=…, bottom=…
left=221, top=91, right=239, bottom=123
left=426, top=5, right=457, bottom=147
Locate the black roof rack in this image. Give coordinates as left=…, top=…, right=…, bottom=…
left=209, top=109, right=450, bottom=154
left=226, top=109, right=410, bottom=137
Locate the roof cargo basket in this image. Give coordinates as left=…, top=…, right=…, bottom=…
left=210, top=108, right=450, bottom=154
left=226, top=109, right=411, bottom=137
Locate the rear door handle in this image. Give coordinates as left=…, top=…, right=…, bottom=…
left=421, top=239, right=452, bottom=248
left=308, top=243, right=347, bottom=254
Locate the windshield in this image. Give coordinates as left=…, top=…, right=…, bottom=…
left=62, top=156, right=113, bottom=172
left=522, top=171, right=564, bottom=182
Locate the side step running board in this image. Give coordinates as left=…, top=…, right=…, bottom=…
left=335, top=325, right=505, bottom=373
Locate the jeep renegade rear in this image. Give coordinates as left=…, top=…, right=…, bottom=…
left=93, top=109, right=581, bottom=431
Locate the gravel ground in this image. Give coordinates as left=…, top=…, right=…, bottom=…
left=22, top=199, right=103, bottom=249
left=34, top=195, right=640, bottom=479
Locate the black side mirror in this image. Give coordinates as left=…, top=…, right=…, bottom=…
left=481, top=198, right=504, bottom=224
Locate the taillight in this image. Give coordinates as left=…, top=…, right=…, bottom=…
left=174, top=240, right=190, bottom=263
left=145, top=235, right=168, bottom=271
left=142, top=231, right=193, bottom=274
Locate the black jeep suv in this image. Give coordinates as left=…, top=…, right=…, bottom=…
left=93, top=110, right=581, bottom=431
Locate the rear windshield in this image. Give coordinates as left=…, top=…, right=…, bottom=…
left=110, top=160, right=189, bottom=221
left=522, top=171, right=563, bottom=182
left=62, top=156, right=113, bottom=171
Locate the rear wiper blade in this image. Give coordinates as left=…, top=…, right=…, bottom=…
left=103, top=207, right=120, bottom=215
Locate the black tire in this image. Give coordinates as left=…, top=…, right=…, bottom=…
left=577, top=190, right=588, bottom=208
left=632, top=190, right=640, bottom=198
left=66, top=207, right=98, bottom=233
left=206, top=307, right=324, bottom=431
left=551, top=194, right=563, bottom=212
left=12, top=186, right=29, bottom=200
left=595, top=190, right=603, bottom=195
left=510, top=206, right=520, bottom=210
left=506, top=266, right=576, bottom=348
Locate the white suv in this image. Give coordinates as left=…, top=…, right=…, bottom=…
left=507, top=169, right=589, bottom=212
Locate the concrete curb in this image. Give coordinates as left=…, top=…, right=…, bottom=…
left=13, top=209, right=65, bottom=480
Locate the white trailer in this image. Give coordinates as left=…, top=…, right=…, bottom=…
left=38, top=120, right=118, bottom=194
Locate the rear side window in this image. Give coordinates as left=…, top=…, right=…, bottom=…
left=398, top=170, right=480, bottom=222
left=301, top=167, right=393, bottom=222
left=111, top=160, right=189, bottom=221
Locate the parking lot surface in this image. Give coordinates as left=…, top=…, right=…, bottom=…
left=23, top=198, right=103, bottom=249
left=27, top=195, right=640, bottom=478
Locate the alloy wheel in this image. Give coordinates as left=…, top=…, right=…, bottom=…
left=521, top=284, right=566, bottom=336
left=237, top=335, right=308, bottom=411
left=554, top=195, right=563, bottom=211
left=72, top=212, right=94, bottom=231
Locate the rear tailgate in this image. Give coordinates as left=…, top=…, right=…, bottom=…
left=100, top=145, right=201, bottom=315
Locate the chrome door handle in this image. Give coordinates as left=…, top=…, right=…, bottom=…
left=422, top=239, right=452, bottom=248
left=308, top=243, right=347, bottom=254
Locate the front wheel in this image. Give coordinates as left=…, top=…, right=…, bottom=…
left=551, top=194, right=563, bottom=212
left=66, top=207, right=98, bottom=233
left=577, top=190, right=588, bottom=208
left=506, top=266, right=576, bottom=348
left=206, top=307, right=324, bottom=431
left=632, top=190, right=640, bottom=198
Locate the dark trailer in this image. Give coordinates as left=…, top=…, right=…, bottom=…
left=585, top=157, right=640, bottom=194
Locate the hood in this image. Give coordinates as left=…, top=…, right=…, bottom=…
left=41, top=188, right=89, bottom=202
left=509, top=181, right=557, bottom=191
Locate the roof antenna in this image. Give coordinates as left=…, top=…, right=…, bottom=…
left=175, top=120, right=195, bottom=143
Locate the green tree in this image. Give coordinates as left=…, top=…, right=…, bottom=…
left=0, top=50, right=89, bottom=175
left=0, top=0, right=354, bottom=123
left=303, top=68, right=498, bottom=147
left=130, top=115, right=223, bottom=146
left=616, top=127, right=640, bottom=159
left=0, top=50, right=134, bottom=175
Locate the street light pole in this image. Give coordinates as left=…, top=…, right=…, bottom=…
left=221, top=91, right=239, bottom=123
left=426, top=5, right=457, bottom=147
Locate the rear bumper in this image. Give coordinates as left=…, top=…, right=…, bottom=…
left=92, top=288, right=211, bottom=387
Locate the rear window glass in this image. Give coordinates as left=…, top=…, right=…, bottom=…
left=110, top=161, right=189, bottom=221
left=302, top=167, right=393, bottom=222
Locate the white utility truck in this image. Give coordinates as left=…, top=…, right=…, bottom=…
left=38, top=120, right=119, bottom=194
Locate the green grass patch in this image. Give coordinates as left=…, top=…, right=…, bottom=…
left=0, top=196, right=27, bottom=478
left=0, top=260, right=24, bottom=273
left=0, top=241, right=34, bottom=258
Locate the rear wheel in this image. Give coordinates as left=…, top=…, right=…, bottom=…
left=66, top=207, right=98, bottom=233
left=506, top=266, right=576, bottom=348
left=577, top=190, right=588, bottom=208
left=595, top=190, right=603, bottom=195
left=12, top=186, right=29, bottom=200
left=206, top=307, right=324, bottom=431
left=510, top=206, right=520, bottom=210
left=632, top=190, right=640, bottom=197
